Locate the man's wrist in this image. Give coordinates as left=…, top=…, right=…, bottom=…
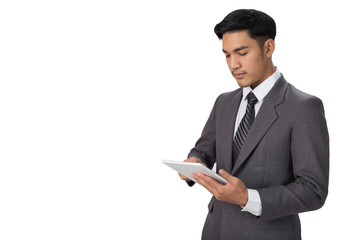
left=239, top=188, right=248, bottom=207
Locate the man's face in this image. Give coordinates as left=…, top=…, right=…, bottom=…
left=222, top=30, right=273, bottom=89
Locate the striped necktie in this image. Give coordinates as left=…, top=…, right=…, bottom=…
left=232, top=92, right=258, bottom=165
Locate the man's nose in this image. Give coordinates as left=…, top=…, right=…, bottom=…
left=230, top=56, right=241, bottom=70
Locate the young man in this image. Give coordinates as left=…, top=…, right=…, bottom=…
left=178, top=9, right=329, bottom=240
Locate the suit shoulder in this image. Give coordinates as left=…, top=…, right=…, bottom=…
left=286, top=84, right=323, bottom=104
left=216, top=88, right=242, bottom=102
left=284, top=84, right=326, bottom=119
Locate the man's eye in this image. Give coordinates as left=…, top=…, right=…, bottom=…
left=225, top=55, right=230, bottom=58
left=239, top=52, right=248, bottom=56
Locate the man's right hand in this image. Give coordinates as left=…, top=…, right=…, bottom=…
left=178, top=157, right=206, bottom=181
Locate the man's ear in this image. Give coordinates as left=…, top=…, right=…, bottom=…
left=264, top=39, right=275, bottom=58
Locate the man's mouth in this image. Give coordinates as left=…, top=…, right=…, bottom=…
left=233, top=72, right=246, bottom=78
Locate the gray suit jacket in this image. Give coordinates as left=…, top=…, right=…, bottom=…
left=188, top=75, right=329, bottom=240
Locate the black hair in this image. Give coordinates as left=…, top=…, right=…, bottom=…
left=214, top=9, right=276, bottom=47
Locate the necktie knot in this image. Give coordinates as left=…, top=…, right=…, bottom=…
left=247, top=92, right=258, bottom=106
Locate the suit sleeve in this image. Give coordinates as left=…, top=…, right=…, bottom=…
left=258, top=97, right=329, bottom=222
left=187, top=96, right=221, bottom=169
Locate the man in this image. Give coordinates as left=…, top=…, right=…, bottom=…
left=178, top=9, right=329, bottom=240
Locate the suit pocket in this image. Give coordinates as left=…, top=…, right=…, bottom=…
left=253, top=215, right=295, bottom=230
left=208, top=197, right=216, bottom=213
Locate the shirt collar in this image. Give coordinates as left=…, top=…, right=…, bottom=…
left=242, top=67, right=281, bottom=102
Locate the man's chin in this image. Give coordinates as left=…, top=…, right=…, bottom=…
left=235, top=79, right=251, bottom=88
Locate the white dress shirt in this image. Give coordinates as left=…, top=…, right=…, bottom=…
left=236, top=67, right=281, bottom=216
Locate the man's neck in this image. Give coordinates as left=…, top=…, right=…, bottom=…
left=250, top=64, right=275, bottom=89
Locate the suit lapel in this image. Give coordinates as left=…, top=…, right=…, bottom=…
left=221, top=89, right=243, bottom=173
left=231, top=76, right=288, bottom=175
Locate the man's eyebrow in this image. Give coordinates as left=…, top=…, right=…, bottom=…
left=222, top=46, right=249, bottom=53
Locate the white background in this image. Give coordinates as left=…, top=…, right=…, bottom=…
left=0, top=0, right=359, bottom=239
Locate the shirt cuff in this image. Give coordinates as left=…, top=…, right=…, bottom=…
left=241, top=189, right=262, bottom=216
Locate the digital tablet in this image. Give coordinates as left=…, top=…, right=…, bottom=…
left=162, top=159, right=228, bottom=185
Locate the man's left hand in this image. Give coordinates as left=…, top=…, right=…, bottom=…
left=192, top=169, right=248, bottom=207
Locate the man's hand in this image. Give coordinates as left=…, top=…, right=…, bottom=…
left=178, top=157, right=206, bottom=181
left=192, top=169, right=248, bottom=207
